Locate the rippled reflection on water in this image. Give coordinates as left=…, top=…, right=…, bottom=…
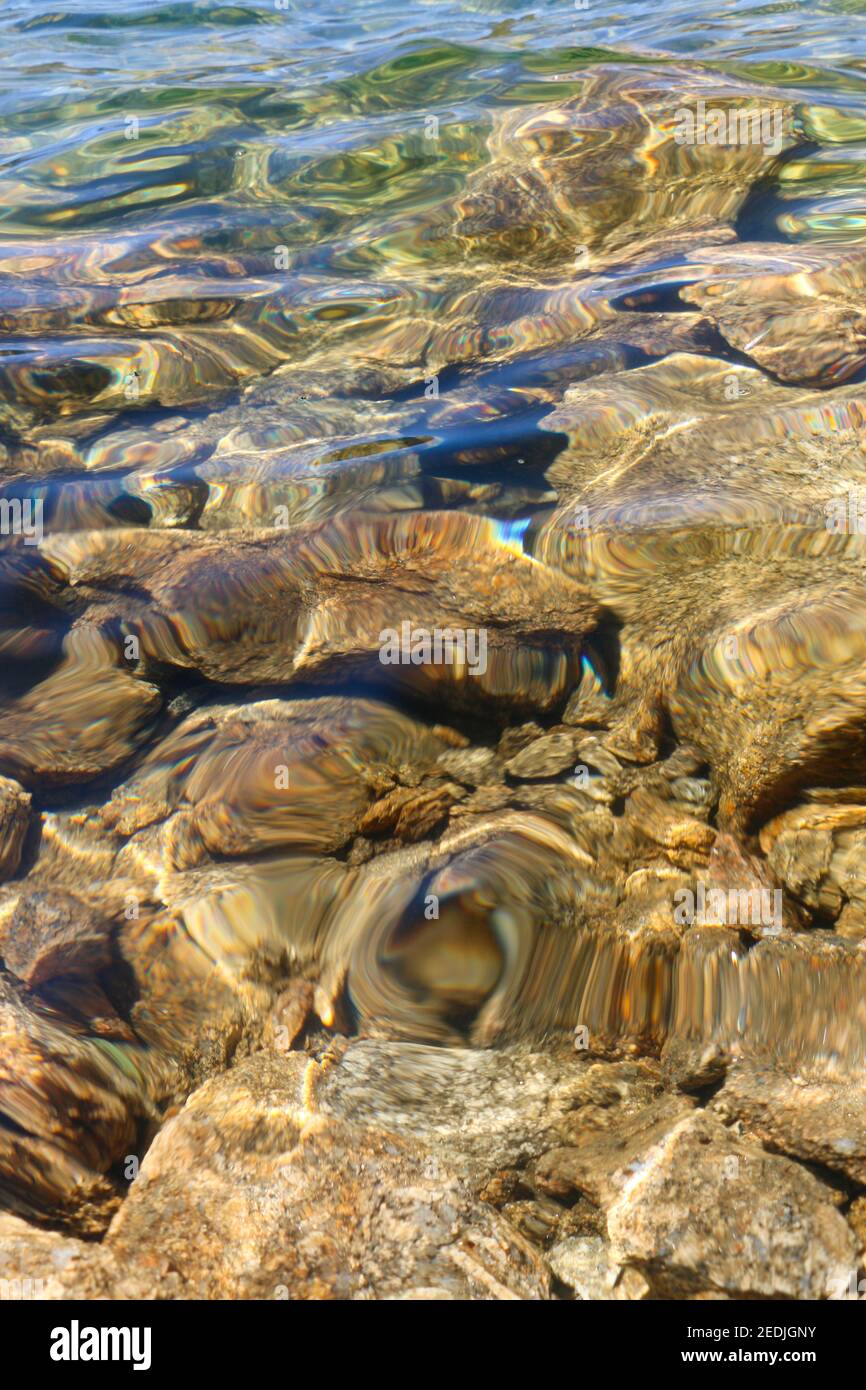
left=5, top=0, right=866, bottom=1226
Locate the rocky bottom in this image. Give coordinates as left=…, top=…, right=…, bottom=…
left=1, top=1037, right=863, bottom=1301
left=2, top=699, right=866, bottom=1300
left=5, top=48, right=866, bottom=1298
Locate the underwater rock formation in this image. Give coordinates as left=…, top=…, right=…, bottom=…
left=2, top=50, right=866, bottom=1301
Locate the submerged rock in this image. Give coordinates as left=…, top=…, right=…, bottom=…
left=605, top=1111, right=857, bottom=1300
left=0, top=776, right=30, bottom=880
left=0, top=1052, right=552, bottom=1300
left=11, top=511, right=598, bottom=723
left=713, top=1065, right=866, bottom=1186
left=547, top=1235, right=649, bottom=1301
left=681, top=242, right=866, bottom=385
left=0, top=889, right=112, bottom=988
left=453, top=67, right=798, bottom=267
left=533, top=353, right=866, bottom=826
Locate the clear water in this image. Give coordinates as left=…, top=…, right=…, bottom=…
left=4, top=0, right=866, bottom=1240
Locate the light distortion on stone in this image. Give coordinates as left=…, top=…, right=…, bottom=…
left=2, top=0, right=866, bottom=1313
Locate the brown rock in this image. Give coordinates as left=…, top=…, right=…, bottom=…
left=713, top=1064, right=866, bottom=1186
left=265, top=980, right=314, bottom=1054
left=534, top=1095, right=694, bottom=1208
left=497, top=722, right=545, bottom=760
left=1, top=890, right=112, bottom=988
left=436, top=746, right=503, bottom=787
left=359, top=782, right=465, bottom=841
left=606, top=1111, right=857, bottom=1299
left=0, top=777, right=30, bottom=880
left=682, top=243, right=866, bottom=386
left=613, top=788, right=715, bottom=870
left=504, top=731, right=577, bottom=779
left=449, top=785, right=513, bottom=819
left=563, top=659, right=611, bottom=728
left=17, top=1053, right=552, bottom=1300
left=547, top=1235, right=649, bottom=1300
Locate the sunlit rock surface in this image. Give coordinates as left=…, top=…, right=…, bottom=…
left=681, top=243, right=866, bottom=386
left=452, top=67, right=798, bottom=267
